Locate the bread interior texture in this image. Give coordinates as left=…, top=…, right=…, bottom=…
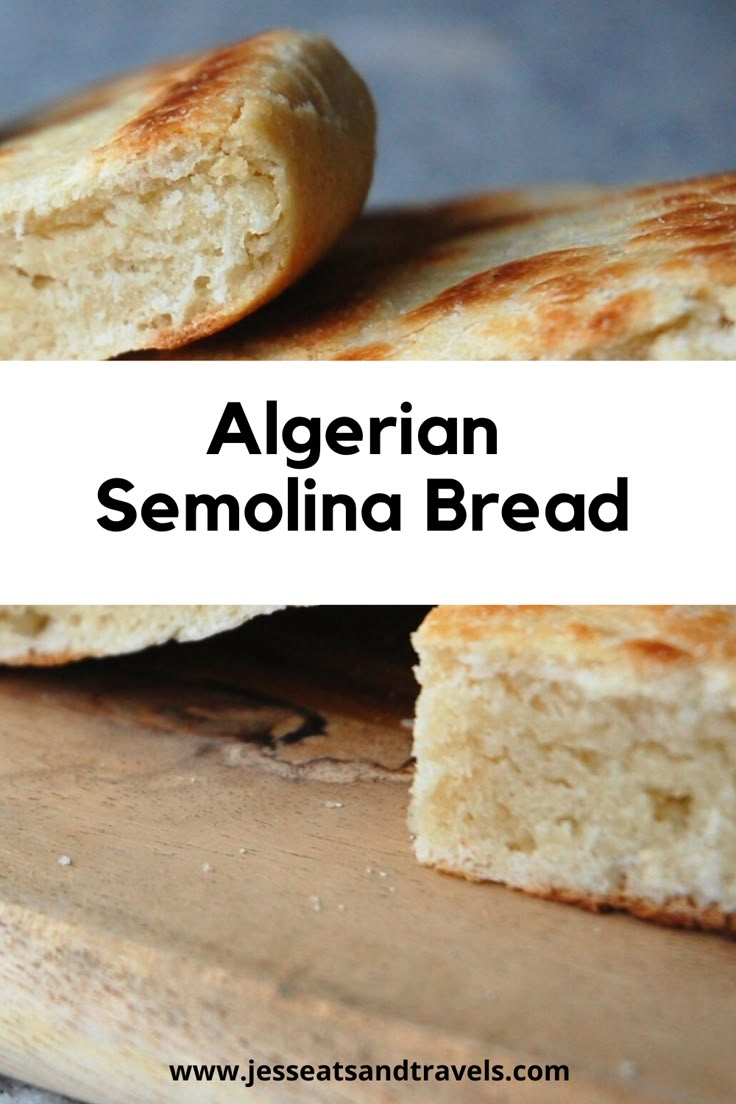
left=410, top=648, right=736, bottom=919
left=0, top=138, right=282, bottom=359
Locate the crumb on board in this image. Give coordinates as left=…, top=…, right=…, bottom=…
left=239, top=848, right=247, bottom=855
left=310, top=895, right=322, bottom=913
left=400, top=718, right=414, bottom=730
left=202, top=862, right=214, bottom=874
left=57, top=855, right=72, bottom=867
left=325, top=800, right=344, bottom=809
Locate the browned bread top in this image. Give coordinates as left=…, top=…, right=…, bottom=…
left=177, top=173, right=736, bottom=360
left=415, top=605, right=736, bottom=675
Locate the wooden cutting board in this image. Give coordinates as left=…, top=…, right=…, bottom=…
left=0, top=607, right=734, bottom=1104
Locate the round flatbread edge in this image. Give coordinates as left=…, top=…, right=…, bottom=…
left=0, top=605, right=283, bottom=665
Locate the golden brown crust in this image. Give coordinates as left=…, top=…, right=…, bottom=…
left=4, top=30, right=357, bottom=158
left=414, top=604, right=736, bottom=668
left=434, top=862, right=736, bottom=935
left=105, top=43, right=271, bottom=154
left=173, top=172, right=736, bottom=360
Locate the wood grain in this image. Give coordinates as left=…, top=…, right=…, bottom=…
left=0, top=607, right=734, bottom=1104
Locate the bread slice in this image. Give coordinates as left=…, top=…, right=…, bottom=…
left=410, top=606, right=736, bottom=933
left=0, top=605, right=281, bottom=664
left=0, top=31, right=375, bottom=359
left=175, top=172, right=736, bottom=359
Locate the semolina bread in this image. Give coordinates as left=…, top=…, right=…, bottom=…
left=0, top=31, right=375, bottom=359
left=177, top=172, right=736, bottom=360
left=0, top=605, right=281, bottom=664
left=410, top=605, right=736, bottom=932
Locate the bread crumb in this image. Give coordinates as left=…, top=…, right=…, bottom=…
left=400, top=718, right=414, bottom=730
left=616, top=1060, right=639, bottom=1081
left=239, top=848, right=247, bottom=855
left=325, top=800, right=343, bottom=809
left=57, top=855, right=72, bottom=867
left=378, top=870, right=388, bottom=878
left=337, top=903, right=346, bottom=912
left=366, top=866, right=374, bottom=875
left=388, top=886, right=397, bottom=894
left=310, top=895, right=322, bottom=913
left=202, top=862, right=214, bottom=874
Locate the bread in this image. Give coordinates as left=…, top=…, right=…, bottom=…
left=0, top=605, right=281, bottom=664
left=176, top=172, right=736, bottom=359
left=410, top=605, right=736, bottom=933
left=0, top=31, right=375, bottom=359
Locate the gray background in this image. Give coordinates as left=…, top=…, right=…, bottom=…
left=1, top=0, right=735, bottom=204
left=1, top=0, right=735, bottom=1100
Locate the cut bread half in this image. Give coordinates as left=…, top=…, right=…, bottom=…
left=0, top=31, right=375, bottom=359
left=410, top=605, right=736, bottom=933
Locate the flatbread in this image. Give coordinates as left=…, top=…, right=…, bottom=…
left=175, top=172, right=736, bottom=359
left=0, top=605, right=282, bottom=664
left=0, top=31, right=375, bottom=359
left=410, top=605, right=736, bottom=933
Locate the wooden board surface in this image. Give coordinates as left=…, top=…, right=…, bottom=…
left=0, top=606, right=734, bottom=1104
